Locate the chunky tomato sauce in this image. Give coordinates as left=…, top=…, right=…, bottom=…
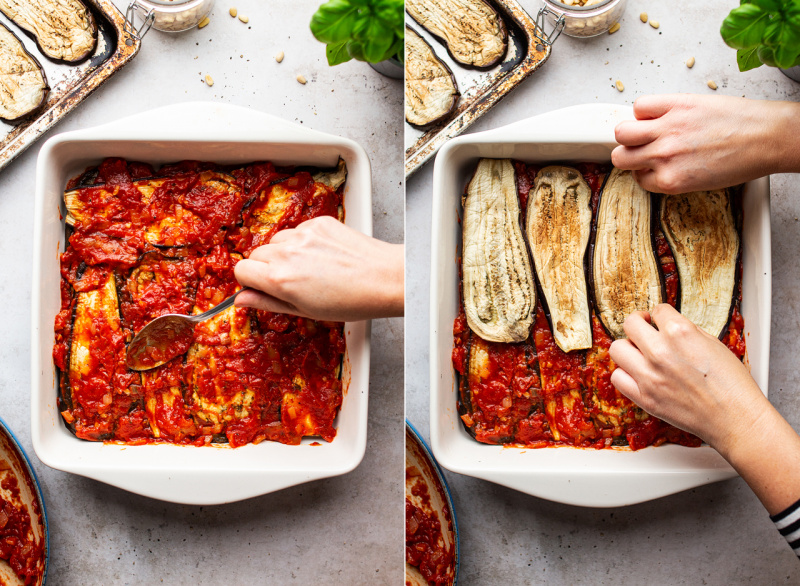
left=405, top=468, right=454, bottom=586
left=54, top=158, right=345, bottom=447
left=0, top=470, right=45, bottom=585
left=454, top=162, right=746, bottom=450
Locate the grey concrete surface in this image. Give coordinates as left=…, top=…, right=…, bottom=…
left=0, top=1, right=403, bottom=584
left=405, top=0, right=800, bottom=583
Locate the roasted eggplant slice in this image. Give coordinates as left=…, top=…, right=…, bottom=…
left=462, top=158, right=535, bottom=343
left=526, top=166, right=593, bottom=353
left=66, top=269, right=130, bottom=442
left=405, top=0, right=507, bottom=69
left=312, top=158, right=347, bottom=190
left=144, top=171, right=243, bottom=248
left=592, top=168, right=664, bottom=339
left=186, top=302, right=257, bottom=428
left=660, top=189, right=739, bottom=339
left=0, top=0, right=97, bottom=63
left=405, top=26, right=459, bottom=127
left=0, top=23, right=48, bottom=123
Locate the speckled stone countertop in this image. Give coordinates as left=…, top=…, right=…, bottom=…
left=406, top=0, right=800, bottom=582
left=0, top=1, right=403, bottom=583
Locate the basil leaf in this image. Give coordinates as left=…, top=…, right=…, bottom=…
left=746, top=0, right=781, bottom=10
left=389, top=37, right=404, bottom=63
left=326, top=41, right=352, bottom=66
left=736, top=46, right=763, bottom=70
left=764, top=16, right=800, bottom=68
left=757, top=44, right=778, bottom=67
left=351, top=17, right=393, bottom=61
left=310, top=0, right=359, bottom=44
left=721, top=4, right=770, bottom=49
left=346, top=40, right=367, bottom=62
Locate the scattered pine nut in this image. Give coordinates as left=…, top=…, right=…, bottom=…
left=608, top=22, right=620, bottom=34
left=686, top=56, right=695, bottom=68
left=707, top=80, right=718, bottom=90
left=649, top=19, right=659, bottom=29
left=229, top=7, right=237, bottom=17
left=205, top=74, right=214, bottom=86
left=615, top=80, right=624, bottom=92
left=238, top=15, right=249, bottom=23
left=275, top=51, right=285, bottom=63
left=297, top=74, right=307, bottom=85
left=640, top=12, right=648, bottom=22
left=198, top=16, right=210, bottom=28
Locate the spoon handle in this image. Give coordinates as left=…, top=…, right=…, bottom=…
left=192, top=287, right=249, bottom=322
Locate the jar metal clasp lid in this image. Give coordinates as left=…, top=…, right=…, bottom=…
left=536, top=6, right=566, bottom=45
left=125, top=1, right=155, bottom=41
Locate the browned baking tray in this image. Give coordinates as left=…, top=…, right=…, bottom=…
left=404, top=1, right=559, bottom=178
left=0, top=0, right=140, bottom=172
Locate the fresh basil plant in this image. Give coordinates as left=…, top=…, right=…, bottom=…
left=721, top=0, right=800, bottom=71
left=310, top=0, right=404, bottom=66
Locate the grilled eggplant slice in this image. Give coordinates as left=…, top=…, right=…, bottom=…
left=312, top=158, right=347, bottom=191
left=592, top=169, right=664, bottom=339
left=462, top=159, right=535, bottom=343
left=405, top=0, right=507, bottom=69
left=0, top=23, right=48, bottom=123
left=66, top=270, right=129, bottom=442
left=144, top=171, right=243, bottom=248
left=405, top=26, right=459, bottom=127
left=526, top=166, right=593, bottom=353
left=186, top=302, right=257, bottom=427
left=0, top=0, right=97, bottom=63
left=660, top=189, right=739, bottom=339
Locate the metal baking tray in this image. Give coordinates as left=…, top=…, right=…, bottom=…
left=0, top=0, right=140, bottom=172
left=404, top=1, right=561, bottom=178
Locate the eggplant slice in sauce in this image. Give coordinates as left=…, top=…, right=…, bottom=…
left=660, top=189, right=739, bottom=339
left=462, top=159, right=535, bottom=343
left=526, top=166, right=593, bottom=353
left=0, top=23, right=48, bottom=123
left=405, top=26, right=459, bottom=127
left=592, top=169, right=664, bottom=339
left=0, top=0, right=97, bottom=63
left=312, top=158, right=347, bottom=191
left=405, top=0, right=508, bottom=69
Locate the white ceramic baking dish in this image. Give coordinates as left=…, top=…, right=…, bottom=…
left=430, top=103, right=771, bottom=508
left=31, top=102, right=372, bottom=505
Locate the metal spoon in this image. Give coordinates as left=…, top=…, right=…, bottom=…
left=125, top=288, right=248, bottom=372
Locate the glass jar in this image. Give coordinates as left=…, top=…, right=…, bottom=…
left=128, top=0, right=215, bottom=33
left=541, top=0, right=627, bottom=38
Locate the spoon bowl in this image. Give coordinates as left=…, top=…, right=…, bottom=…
left=125, top=287, right=247, bottom=371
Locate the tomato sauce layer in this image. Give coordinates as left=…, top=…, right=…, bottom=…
left=54, top=158, right=346, bottom=447
left=405, top=468, right=455, bottom=586
left=0, top=471, right=45, bottom=585
left=454, top=162, right=746, bottom=450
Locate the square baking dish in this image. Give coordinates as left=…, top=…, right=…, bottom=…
left=430, top=103, right=771, bottom=508
left=31, top=102, right=372, bottom=505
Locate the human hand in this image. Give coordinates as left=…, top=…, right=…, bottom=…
left=234, top=216, right=404, bottom=322
left=611, top=94, right=800, bottom=194
left=610, top=303, right=800, bottom=515
left=608, top=303, right=768, bottom=455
